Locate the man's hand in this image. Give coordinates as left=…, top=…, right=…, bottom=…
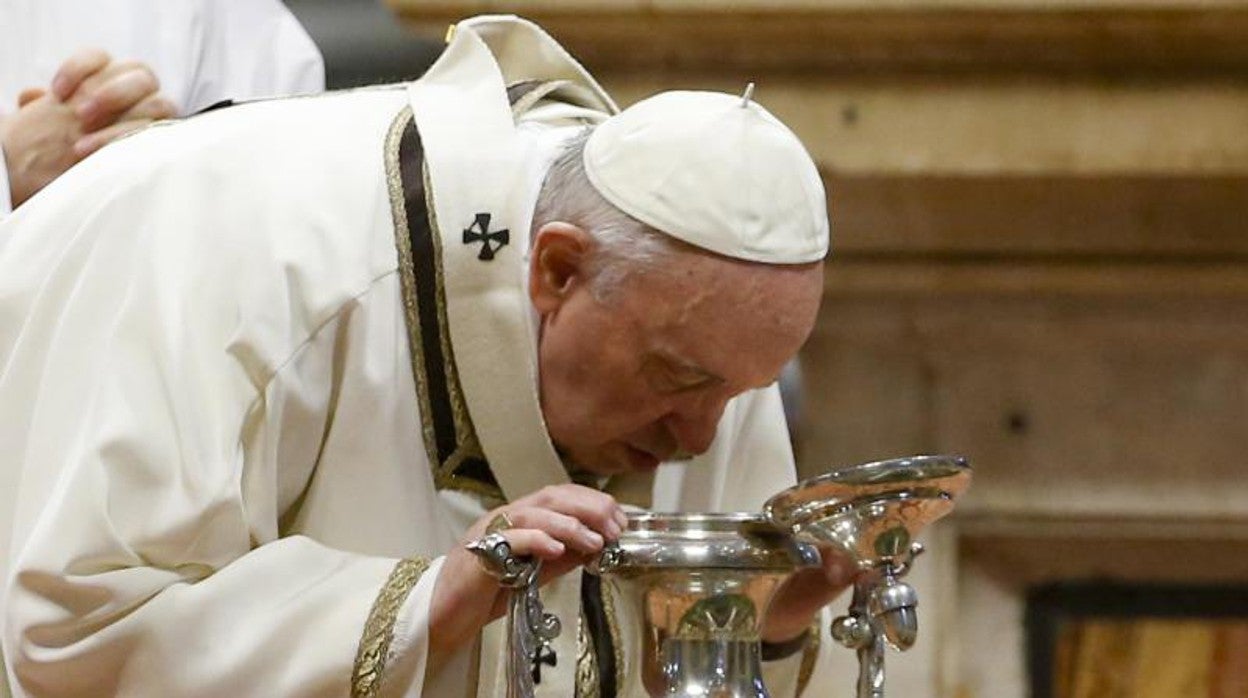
left=427, top=484, right=628, bottom=673
left=0, top=48, right=176, bottom=208
left=56, top=49, right=178, bottom=157
left=762, top=544, right=858, bottom=646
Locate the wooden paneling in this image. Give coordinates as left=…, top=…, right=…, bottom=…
left=388, top=2, right=1248, bottom=77
left=800, top=290, right=1248, bottom=518
left=389, top=5, right=1248, bottom=174
left=822, top=259, right=1248, bottom=297
left=963, top=534, right=1248, bottom=586
left=605, top=79, right=1248, bottom=175
left=828, top=176, right=1248, bottom=256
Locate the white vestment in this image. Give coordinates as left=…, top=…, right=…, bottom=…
left=0, top=17, right=823, bottom=698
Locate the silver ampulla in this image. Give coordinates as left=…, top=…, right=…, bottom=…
left=591, top=513, right=820, bottom=697
left=499, top=455, right=971, bottom=698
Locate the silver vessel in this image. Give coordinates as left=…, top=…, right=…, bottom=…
left=592, top=513, right=820, bottom=697
left=498, top=455, right=972, bottom=698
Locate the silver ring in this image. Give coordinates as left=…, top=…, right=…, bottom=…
left=465, top=531, right=531, bottom=587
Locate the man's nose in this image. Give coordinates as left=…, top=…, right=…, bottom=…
left=666, top=395, right=728, bottom=457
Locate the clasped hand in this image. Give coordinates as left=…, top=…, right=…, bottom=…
left=0, top=48, right=177, bottom=208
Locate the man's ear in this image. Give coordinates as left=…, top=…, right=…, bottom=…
left=529, top=221, right=593, bottom=314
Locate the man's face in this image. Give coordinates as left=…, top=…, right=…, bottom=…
left=529, top=224, right=824, bottom=477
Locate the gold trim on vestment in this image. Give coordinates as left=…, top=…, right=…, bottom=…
left=575, top=614, right=601, bottom=698
left=507, top=79, right=572, bottom=118
left=421, top=160, right=504, bottom=502
left=602, top=578, right=625, bottom=692
left=387, top=105, right=505, bottom=503
left=795, top=620, right=822, bottom=696
left=386, top=106, right=439, bottom=471
left=352, top=557, right=432, bottom=698
left=421, top=163, right=471, bottom=445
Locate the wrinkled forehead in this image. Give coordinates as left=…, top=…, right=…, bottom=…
left=624, top=252, right=824, bottom=379
left=649, top=248, right=822, bottom=318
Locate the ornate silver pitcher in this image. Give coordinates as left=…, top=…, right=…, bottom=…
left=495, top=455, right=970, bottom=698
left=764, top=454, right=972, bottom=698
left=591, top=513, right=820, bottom=697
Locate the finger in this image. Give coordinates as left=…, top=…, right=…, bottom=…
left=820, top=546, right=858, bottom=587
left=17, top=87, right=46, bottom=107
left=499, top=528, right=567, bottom=561
left=117, top=94, right=177, bottom=123
left=52, top=48, right=111, bottom=101
left=507, top=507, right=605, bottom=554
left=536, top=550, right=594, bottom=585
left=68, top=58, right=142, bottom=97
left=76, top=67, right=160, bottom=131
left=73, top=119, right=152, bottom=158
left=521, top=484, right=626, bottom=539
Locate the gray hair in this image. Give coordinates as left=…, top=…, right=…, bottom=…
left=532, top=128, right=680, bottom=300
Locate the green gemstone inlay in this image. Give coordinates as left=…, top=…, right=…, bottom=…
left=874, top=526, right=911, bottom=557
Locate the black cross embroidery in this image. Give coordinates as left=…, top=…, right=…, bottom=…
left=531, top=642, right=557, bottom=684
left=462, top=212, right=509, bottom=261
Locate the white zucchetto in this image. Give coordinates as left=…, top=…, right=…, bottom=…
left=583, top=89, right=829, bottom=264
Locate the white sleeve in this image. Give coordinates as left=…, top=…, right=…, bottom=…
left=0, top=107, right=12, bottom=217
left=184, top=0, right=325, bottom=113
left=0, top=134, right=429, bottom=697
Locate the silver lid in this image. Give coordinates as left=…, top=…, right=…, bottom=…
left=762, top=455, right=972, bottom=565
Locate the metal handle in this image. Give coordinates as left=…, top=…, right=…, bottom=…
left=503, top=559, right=562, bottom=698
left=830, top=547, right=923, bottom=698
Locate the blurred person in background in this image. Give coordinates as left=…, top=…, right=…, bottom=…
left=0, top=0, right=324, bottom=215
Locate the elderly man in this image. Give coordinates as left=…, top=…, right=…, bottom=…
left=0, top=15, right=844, bottom=698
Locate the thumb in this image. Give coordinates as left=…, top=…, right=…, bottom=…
left=822, top=546, right=859, bottom=588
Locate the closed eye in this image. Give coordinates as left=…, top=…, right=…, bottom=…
left=642, top=353, right=723, bottom=394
